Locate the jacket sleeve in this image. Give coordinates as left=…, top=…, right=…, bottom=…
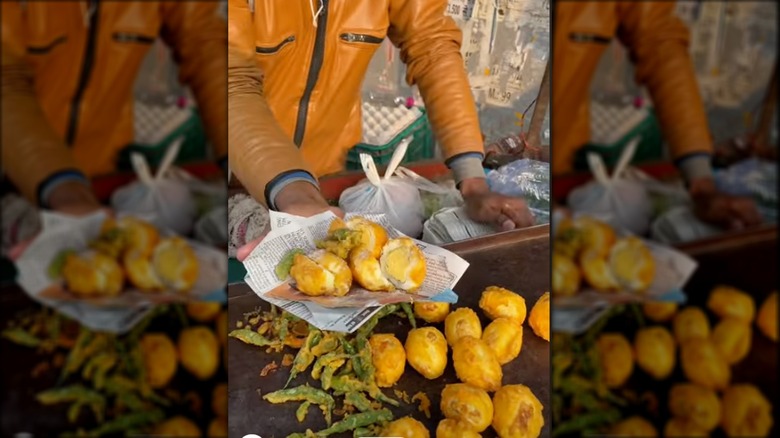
left=617, top=2, right=713, bottom=162
left=160, top=1, right=229, bottom=162
left=388, top=0, right=486, bottom=181
left=1, top=2, right=86, bottom=205
left=226, top=0, right=316, bottom=208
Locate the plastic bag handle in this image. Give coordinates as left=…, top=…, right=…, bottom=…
left=394, top=167, right=454, bottom=194
left=612, top=136, right=641, bottom=181
left=586, top=152, right=612, bottom=187
left=360, top=153, right=382, bottom=186
left=383, top=136, right=412, bottom=181
left=130, top=153, right=155, bottom=186
left=155, top=136, right=184, bottom=181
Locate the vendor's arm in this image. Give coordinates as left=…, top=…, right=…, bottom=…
left=388, top=0, right=533, bottom=229
left=225, top=0, right=328, bottom=214
left=1, top=5, right=99, bottom=213
left=160, top=1, right=228, bottom=172
left=617, top=2, right=761, bottom=229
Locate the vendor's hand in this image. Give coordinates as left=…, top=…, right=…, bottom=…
left=47, top=180, right=105, bottom=217
left=689, top=177, right=762, bottom=230
left=460, top=178, right=535, bottom=231
left=236, top=181, right=344, bottom=261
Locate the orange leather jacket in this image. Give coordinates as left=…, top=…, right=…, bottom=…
left=228, top=0, right=486, bottom=208
left=1, top=1, right=227, bottom=204
left=553, top=1, right=713, bottom=177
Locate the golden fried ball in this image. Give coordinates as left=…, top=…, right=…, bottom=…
left=642, top=301, right=678, bottom=323
left=414, top=302, right=451, bottom=323
left=680, top=339, right=730, bottom=390
left=720, top=384, right=773, bottom=437
left=482, top=318, right=523, bottom=365
left=62, top=251, right=124, bottom=297
left=178, top=326, right=220, bottom=380
left=595, top=333, right=634, bottom=388
left=380, top=237, right=427, bottom=292
left=478, top=286, right=527, bottom=325
left=552, top=253, right=581, bottom=297
left=668, top=383, right=721, bottom=432
left=575, top=216, right=617, bottom=257
left=152, top=237, right=199, bottom=292
left=348, top=247, right=394, bottom=292
left=634, top=326, right=675, bottom=380
left=369, top=333, right=406, bottom=387
left=208, top=417, right=227, bottom=437
left=608, top=416, right=657, bottom=437
left=663, top=418, right=708, bottom=437
left=440, top=383, right=493, bottom=432
left=212, top=383, right=227, bottom=418
left=123, top=250, right=163, bottom=292
left=139, top=333, right=178, bottom=389
left=673, top=307, right=711, bottom=343
left=153, top=416, right=201, bottom=437
left=711, top=318, right=752, bottom=365
left=290, top=250, right=353, bottom=297
left=609, top=237, right=655, bottom=292
left=452, top=337, right=502, bottom=392
left=436, top=418, right=481, bottom=438
left=381, top=416, right=430, bottom=438
left=707, top=285, right=755, bottom=324
left=491, top=384, right=544, bottom=438
left=330, top=216, right=389, bottom=258
left=186, top=302, right=222, bottom=323
left=528, top=292, right=550, bottom=342
left=757, top=291, right=778, bottom=342
left=444, top=308, right=483, bottom=346
left=405, top=327, right=448, bottom=380
left=216, top=311, right=228, bottom=347
left=117, top=217, right=160, bottom=256
left=579, top=251, right=619, bottom=292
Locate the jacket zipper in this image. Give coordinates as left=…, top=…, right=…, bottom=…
left=66, top=0, right=100, bottom=146
left=256, top=35, right=295, bottom=54
left=339, top=33, right=383, bottom=44
left=293, top=0, right=329, bottom=147
left=112, top=32, right=155, bottom=44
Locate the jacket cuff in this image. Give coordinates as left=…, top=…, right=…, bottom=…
left=266, top=170, right=320, bottom=210
left=446, top=153, right=486, bottom=184
left=36, top=169, right=90, bottom=209
left=675, top=153, right=713, bottom=184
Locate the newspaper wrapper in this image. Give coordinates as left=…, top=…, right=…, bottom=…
left=552, top=238, right=697, bottom=308
left=16, top=211, right=227, bottom=311
left=242, top=211, right=469, bottom=333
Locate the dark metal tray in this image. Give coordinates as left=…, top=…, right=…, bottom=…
left=227, top=225, right=552, bottom=438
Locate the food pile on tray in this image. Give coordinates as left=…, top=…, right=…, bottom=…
left=230, top=285, right=551, bottom=437
left=551, top=215, right=696, bottom=307
left=1, top=302, right=228, bottom=437
left=551, top=287, right=777, bottom=437
left=52, top=217, right=199, bottom=298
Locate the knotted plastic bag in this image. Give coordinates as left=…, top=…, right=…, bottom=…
left=111, top=138, right=196, bottom=235
left=339, top=137, right=456, bottom=237
left=567, top=137, right=653, bottom=235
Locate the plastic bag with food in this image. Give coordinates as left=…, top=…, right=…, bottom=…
left=111, top=138, right=197, bottom=235
left=567, top=138, right=653, bottom=235
left=339, top=137, right=454, bottom=237
left=487, top=158, right=551, bottom=224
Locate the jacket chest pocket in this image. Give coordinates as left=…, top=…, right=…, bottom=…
left=252, top=1, right=302, bottom=56
left=338, top=32, right=385, bottom=48
left=255, top=35, right=296, bottom=55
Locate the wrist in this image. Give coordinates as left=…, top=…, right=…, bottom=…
left=688, top=177, right=717, bottom=200
left=274, top=180, right=329, bottom=212
left=459, top=178, right=490, bottom=197
left=46, top=181, right=99, bottom=211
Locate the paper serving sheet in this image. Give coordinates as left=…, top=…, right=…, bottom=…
left=241, top=211, right=470, bottom=333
